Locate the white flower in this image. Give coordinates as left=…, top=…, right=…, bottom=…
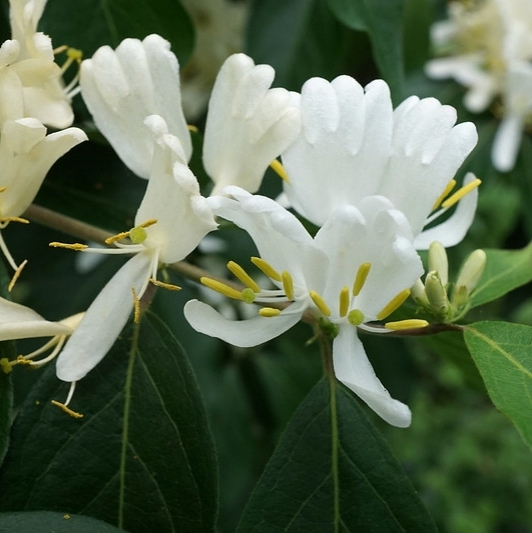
left=80, top=34, right=192, bottom=178
left=0, top=117, right=87, bottom=271
left=0, top=0, right=74, bottom=128
left=203, top=53, right=300, bottom=194
left=54, top=115, right=217, bottom=385
left=0, top=296, right=82, bottom=374
left=492, top=61, right=532, bottom=171
left=280, top=76, right=479, bottom=249
left=80, top=37, right=301, bottom=193
left=185, top=187, right=425, bottom=427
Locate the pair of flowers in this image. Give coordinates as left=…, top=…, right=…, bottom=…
left=427, top=0, right=532, bottom=171
left=3, top=30, right=480, bottom=428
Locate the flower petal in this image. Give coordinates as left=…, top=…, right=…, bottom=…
left=184, top=299, right=304, bottom=347
left=332, top=326, right=411, bottom=427
left=414, top=172, right=479, bottom=249
left=55, top=251, right=153, bottom=382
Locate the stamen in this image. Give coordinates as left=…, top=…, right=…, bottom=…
left=309, top=290, right=331, bottom=316
left=385, top=319, right=429, bottom=330
left=251, top=257, right=282, bottom=282
left=149, top=278, right=182, bottom=291
left=201, top=277, right=244, bottom=300
left=139, top=219, right=158, bottom=229
left=0, top=216, right=29, bottom=224
left=432, top=179, right=456, bottom=211
left=441, top=178, right=482, bottom=209
left=188, top=125, right=199, bottom=133
left=353, top=262, right=371, bottom=296
left=0, top=358, right=12, bottom=374
left=339, top=286, right=350, bottom=317
left=282, top=271, right=295, bottom=301
left=376, top=289, right=411, bottom=320
left=347, top=309, right=365, bottom=326
left=269, top=159, right=290, bottom=182
left=105, top=230, right=131, bottom=245
left=0, top=186, right=7, bottom=193
left=8, top=259, right=27, bottom=292
left=49, top=242, right=88, bottom=251
left=51, top=382, right=83, bottom=418
left=259, top=307, right=281, bottom=317
left=227, top=261, right=261, bottom=292
left=67, top=47, right=83, bottom=61
left=132, top=287, right=141, bottom=323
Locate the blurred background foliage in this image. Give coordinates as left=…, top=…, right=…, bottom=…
left=1, top=0, right=532, bottom=531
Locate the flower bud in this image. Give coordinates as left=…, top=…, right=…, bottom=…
left=453, top=249, right=487, bottom=307
left=410, top=278, right=429, bottom=307
left=428, top=241, right=448, bottom=286
left=425, top=270, right=451, bottom=320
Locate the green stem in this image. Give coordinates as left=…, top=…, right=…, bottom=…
left=118, top=318, right=140, bottom=528
left=318, top=329, right=340, bottom=533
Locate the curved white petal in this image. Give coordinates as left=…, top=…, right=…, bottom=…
left=414, top=172, right=479, bottom=249
left=332, top=326, right=411, bottom=427
left=56, top=251, right=153, bottom=382
left=204, top=53, right=301, bottom=194
left=80, top=35, right=190, bottom=178
left=184, top=299, right=304, bottom=347
left=492, top=114, right=523, bottom=172
left=135, top=116, right=217, bottom=264
left=0, top=297, right=73, bottom=340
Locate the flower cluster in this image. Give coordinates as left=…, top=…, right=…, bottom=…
left=426, top=0, right=532, bottom=171
left=0, top=0, right=482, bottom=427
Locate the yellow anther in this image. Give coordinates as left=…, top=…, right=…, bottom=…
left=339, top=286, right=350, bottom=317
left=201, top=277, right=244, bottom=300
left=259, top=307, right=281, bottom=317
left=376, top=289, right=411, bottom=320
left=269, top=159, right=290, bottom=182
left=432, top=179, right=456, bottom=211
left=353, top=262, right=371, bottom=296
left=67, top=47, right=83, bottom=61
left=139, top=219, right=158, bottom=229
left=105, top=230, right=131, bottom=245
left=0, top=186, right=6, bottom=193
left=132, top=287, right=141, bottom=323
left=1, top=216, right=29, bottom=224
left=8, top=259, right=27, bottom=292
left=251, top=256, right=282, bottom=282
left=188, top=124, right=199, bottom=133
left=53, top=44, right=68, bottom=54
left=51, top=400, right=84, bottom=419
left=441, top=178, right=481, bottom=209
left=149, top=278, right=182, bottom=291
left=227, top=260, right=261, bottom=292
left=282, top=271, right=295, bottom=301
left=0, top=358, right=12, bottom=374
left=309, top=290, right=332, bottom=316
left=49, top=242, right=88, bottom=251
left=241, top=288, right=256, bottom=304
left=16, top=355, right=33, bottom=366
left=347, top=309, right=365, bottom=326
left=384, top=319, right=429, bottom=331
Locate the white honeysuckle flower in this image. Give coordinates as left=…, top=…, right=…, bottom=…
left=0, top=117, right=87, bottom=274
left=80, top=34, right=192, bottom=178
left=0, top=0, right=74, bottom=128
left=185, top=186, right=425, bottom=428
left=53, top=115, right=217, bottom=393
left=0, top=296, right=83, bottom=376
left=281, top=76, right=479, bottom=249
left=203, top=53, right=301, bottom=194
left=492, top=61, right=532, bottom=172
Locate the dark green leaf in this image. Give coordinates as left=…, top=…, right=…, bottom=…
left=246, top=0, right=357, bottom=91
left=0, top=511, right=123, bottom=532
left=238, top=378, right=436, bottom=532
left=469, top=242, right=532, bottom=308
left=326, top=0, right=405, bottom=100
left=464, top=321, right=532, bottom=449
left=0, top=311, right=217, bottom=533
left=40, top=0, right=194, bottom=61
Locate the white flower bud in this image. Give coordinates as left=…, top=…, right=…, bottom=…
left=428, top=241, right=448, bottom=286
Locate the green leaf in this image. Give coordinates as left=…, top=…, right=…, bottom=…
left=246, top=0, right=357, bottom=91
left=237, top=378, right=436, bottom=532
left=0, top=511, right=123, bottom=532
left=464, top=321, right=532, bottom=449
left=0, top=311, right=217, bottom=532
left=39, top=0, right=194, bottom=61
left=326, top=0, right=405, bottom=100
left=469, top=242, right=532, bottom=308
